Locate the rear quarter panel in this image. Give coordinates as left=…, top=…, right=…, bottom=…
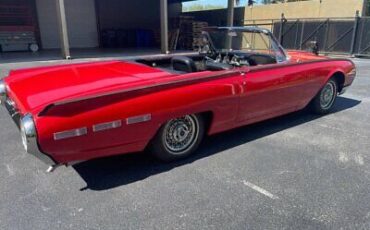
left=35, top=73, right=243, bottom=163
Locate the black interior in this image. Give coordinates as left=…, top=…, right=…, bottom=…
left=136, top=55, right=205, bottom=74
left=171, top=56, right=197, bottom=73
left=228, top=51, right=277, bottom=66
left=135, top=51, right=277, bottom=74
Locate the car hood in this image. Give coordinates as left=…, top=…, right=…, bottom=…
left=4, top=60, right=176, bottom=114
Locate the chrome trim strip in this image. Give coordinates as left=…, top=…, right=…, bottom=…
left=20, top=114, right=56, bottom=166
left=38, top=70, right=239, bottom=116
left=5, top=98, right=17, bottom=114
left=54, top=127, right=87, bottom=140
left=0, top=79, right=6, bottom=104
left=93, top=120, right=122, bottom=132
left=4, top=98, right=20, bottom=128
left=126, top=114, right=151, bottom=125
left=39, top=58, right=354, bottom=117
left=248, top=58, right=354, bottom=73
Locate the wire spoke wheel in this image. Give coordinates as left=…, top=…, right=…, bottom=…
left=162, top=115, right=200, bottom=155
left=150, top=113, right=205, bottom=161
left=311, top=78, right=338, bottom=115
left=320, top=81, right=336, bottom=110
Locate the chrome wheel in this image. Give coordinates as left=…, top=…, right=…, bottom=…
left=310, top=78, right=338, bottom=115
left=162, top=115, right=199, bottom=155
left=320, top=81, right=336, bottom=110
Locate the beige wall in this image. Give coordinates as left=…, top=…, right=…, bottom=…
left=245, top=0, right=366, bottom=22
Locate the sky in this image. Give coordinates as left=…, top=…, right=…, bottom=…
left=183, top=0, right=263, bottom=8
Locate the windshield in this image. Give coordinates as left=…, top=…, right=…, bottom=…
left=204, top=29, right=287, bottom=63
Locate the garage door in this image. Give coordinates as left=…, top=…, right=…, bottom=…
left=36, top=0, right=98, bottom=49
left=0, top=0, right=40, bottom=52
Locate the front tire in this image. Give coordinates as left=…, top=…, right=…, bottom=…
left=311, top=78, right=338, bottom=114
left=150, top=114, right=205, bottom=162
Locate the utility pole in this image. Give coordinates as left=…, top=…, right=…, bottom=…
left=160, top=0, right=169, bottom=54
left=227, top=0, right=235, bottom=27
left=56, top=0, right=71, bottom=59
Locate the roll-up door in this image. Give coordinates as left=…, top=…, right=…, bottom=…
left=36, top=0, right=98, bottom=49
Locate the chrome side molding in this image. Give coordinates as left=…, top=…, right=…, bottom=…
left=54, top=127, right=87, bottom=140
left=126, top=114, right=152, bottom=125
left=53, top=114, right=152, bottom=141
left=93, top=120, right=122, bottom=132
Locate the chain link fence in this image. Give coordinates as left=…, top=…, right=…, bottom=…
left=244, top=14, right=370, bottom=57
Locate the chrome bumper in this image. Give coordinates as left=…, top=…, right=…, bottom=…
left=3, top=97, right=21, bottom=128
left=1, top=91, right=56, bottom=166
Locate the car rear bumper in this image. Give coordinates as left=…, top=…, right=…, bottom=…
left=1, top=94, right=57, bottom=166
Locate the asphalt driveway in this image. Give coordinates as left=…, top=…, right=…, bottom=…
left=0, top=58, right=369, bottom=230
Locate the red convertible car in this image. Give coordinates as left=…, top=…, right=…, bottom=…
left=0, top=27, right=356, bottom=171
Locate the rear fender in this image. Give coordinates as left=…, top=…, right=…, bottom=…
left=35, top=74, right=242, bottom=162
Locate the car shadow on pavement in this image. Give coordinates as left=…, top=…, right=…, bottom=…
left=73, top=96, right=361, bottom=191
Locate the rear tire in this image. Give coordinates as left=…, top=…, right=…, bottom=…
left=150, top=114, right=205, bottom=162
left=311, top=78, right=338, bottom=114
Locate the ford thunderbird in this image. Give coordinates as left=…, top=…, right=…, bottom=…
left=0, top=27, right=356, bottom=171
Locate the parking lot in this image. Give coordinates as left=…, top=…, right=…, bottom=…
left=0, top=57, right=369, bottom=230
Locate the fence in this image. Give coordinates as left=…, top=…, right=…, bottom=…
left=244, top=12, right=370, bottom=57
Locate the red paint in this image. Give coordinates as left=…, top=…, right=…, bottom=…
left=3, top=51, right=356, bottom=164
left=286, top=50, right=328, bottom=62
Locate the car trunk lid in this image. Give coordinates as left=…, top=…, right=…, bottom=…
left=4, top=60, right=176, bottom=114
